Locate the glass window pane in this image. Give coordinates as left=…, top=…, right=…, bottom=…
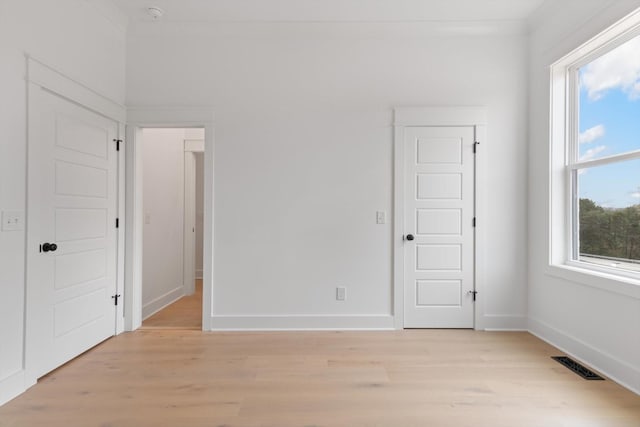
left=578, top=34, right=640, bottom=161
left=576, top=159, right=640, bottom=272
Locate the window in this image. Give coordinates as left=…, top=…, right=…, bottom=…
left=551, top=11, right=640, bottom=282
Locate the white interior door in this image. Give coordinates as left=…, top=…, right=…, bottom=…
left=27, top=86, right=119, bottom=378
left=403, top=126, right=475, bottom=328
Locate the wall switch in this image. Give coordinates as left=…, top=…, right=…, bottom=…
left=2, top=210, right=24, bottom=231
left=144, top=213, right=151, bottom=225
left=376, top=211, right=386, bottom=224
left=336, top=287, right=346, bottom=301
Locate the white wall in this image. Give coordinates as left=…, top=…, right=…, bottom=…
left=142, top=128, right=187, bottom=318
left=126, top=22, right=529, bottom=329
left=528, top=0, right=640, bottom=393
left=195, top=153, right=204, bottom=279
left=0, top=0, right=126, bottom=404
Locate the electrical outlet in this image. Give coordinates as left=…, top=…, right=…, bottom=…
left=336, top=287, right=346, bottom=301
left=2, top=210, right=24, bottom=231
left=376, top=211, right=386, bottom=224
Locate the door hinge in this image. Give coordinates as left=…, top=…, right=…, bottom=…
left=111, top=294, right=122, bottom=306
left=468, top=290, right=478, bottom=301
left=472, top=217, right=476, bottom=227
left=114, top=139, right=122, bottom=151
left=115, top=218, right=119, bottom=228
left=473, top=141, right=480, bottom=153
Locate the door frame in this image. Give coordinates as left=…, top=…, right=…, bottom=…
left=183, top=139, right=205, bottom=296
left=393, top=106, right=486, bottom=330
left=124, top=108, right=214, bottom=331
left=24, top=56, right=126, bottom=386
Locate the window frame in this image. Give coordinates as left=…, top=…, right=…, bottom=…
left=549, top=9, right=640, bottom=291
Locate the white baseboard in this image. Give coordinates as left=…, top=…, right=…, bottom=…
left=142, top=287, right=184, bottom=320
left=209, top=314, right=395, bottom=331
left=196, top=269, right=203, bottom=280
left=529, top=317, right=640, bottom=395
left=0, top=370, right=29, bottom=406
left=482, top=314, right=528, bottom=331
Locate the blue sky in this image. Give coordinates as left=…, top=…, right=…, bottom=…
left=578, top=35, right=640, bottom=209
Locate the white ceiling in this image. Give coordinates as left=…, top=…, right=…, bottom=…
left=110, top=0, right=548, bottom=24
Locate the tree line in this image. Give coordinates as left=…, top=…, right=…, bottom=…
left=579, top=198, right=640, bottom=261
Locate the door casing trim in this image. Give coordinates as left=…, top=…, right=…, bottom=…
left=184, top=140, right=205, bottom=297
left=393, top=106, right=487, bottom=330
left=124, top=108, right=214, bottom=331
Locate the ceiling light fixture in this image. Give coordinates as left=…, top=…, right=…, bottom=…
left=147, top=7, right=164, bottom=21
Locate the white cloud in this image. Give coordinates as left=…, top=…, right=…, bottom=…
left=580, top=35, right=640, bottom=101
left=579, top=124, right=605, bottom=144
left=579, top=145, right=606, bottom=162
left=631, top=191, right=640, bottom=199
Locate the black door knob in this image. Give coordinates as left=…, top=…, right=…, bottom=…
left=42, top=243, right=58, bottom=252
left=405, top=234, right=415, bottom=241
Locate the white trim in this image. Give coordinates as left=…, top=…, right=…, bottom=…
left=183, top=139, right=204, bottom=296
left=125, top=107, right=214, bottom=331
left=551, top=7, right=640, bottom=70
left=546, top=264, right=640, bottom=299
left=142, top=287, right=185, bottom=320
left=183, top=151, right=197, bottom=296
left=393, top=106, right=487, bottom=330
left=0, top=371, right=33, bottom=406
left=210, top=315, right=395, bottom=331
left=26, top=56, right=125, bottom=123
left=115, top=123, right=126, bottom=334
left=394, top=106, right=487, bottom=127
left=126, top=107, right=214, bottom=125
left=392, top=125, right=405, bottom=329
left=474, top=125, right=487, bottom=331
left=184, top=139, right=205, bottom=152
left=124, top=127, right=144, bottom=331
left=482, top=315, right=527, bottom=331
left=570, top=149, right=640, bottom=170
left=529, top=317, right=640, bottom=395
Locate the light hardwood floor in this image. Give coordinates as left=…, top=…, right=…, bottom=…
left=1, top=330, right=639, bottom=427
left=142, top=279, right=203, bottom=330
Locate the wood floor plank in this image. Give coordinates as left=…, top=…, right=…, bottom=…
left=0, top=330, right=639, bottom=427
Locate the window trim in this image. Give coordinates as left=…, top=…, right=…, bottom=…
left=549, top=7, right=640, bottom=295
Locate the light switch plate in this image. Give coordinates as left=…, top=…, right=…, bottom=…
left=376, top=211, right=386, bottom=224
left=2, top=210, right=24, bottom=231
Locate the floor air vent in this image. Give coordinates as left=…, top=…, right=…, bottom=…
left=552, top=356, right=604, bottom=380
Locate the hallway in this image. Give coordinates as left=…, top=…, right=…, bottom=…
left=142, top=279, right=202, bottom=330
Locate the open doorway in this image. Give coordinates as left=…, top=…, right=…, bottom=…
left=123, top=108, right=213, bottom=332
left=138, top=128, right=204, bottom=330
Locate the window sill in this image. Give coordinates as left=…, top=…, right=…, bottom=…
left=545, top=263, right=640, bottom=300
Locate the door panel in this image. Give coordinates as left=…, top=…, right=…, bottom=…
left=416, top=244, right=462, bottom=270
left=27, top=87, right=118, bottom=378
left=417, top=173, right=462, bottom=199
left=417, top=209, right=462, bottom=235
left=404, top=126, right=475, bottom=328
left=416, top=280, right=462, bottom=306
